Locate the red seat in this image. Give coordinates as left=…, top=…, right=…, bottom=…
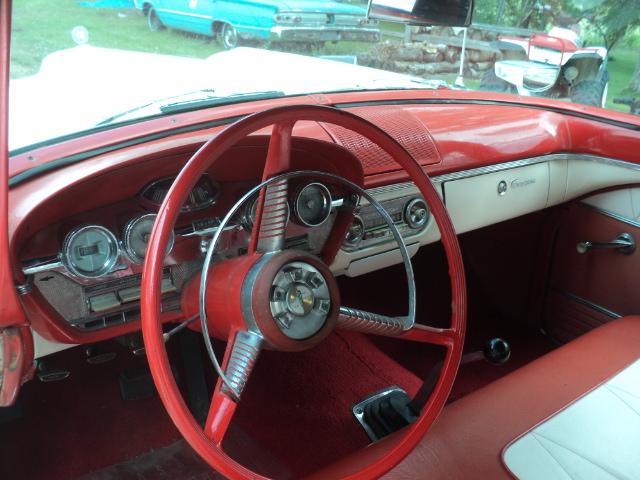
left=383, top=316, right=640, bottom=479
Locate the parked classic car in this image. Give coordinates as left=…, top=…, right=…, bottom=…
left=134, top=0, right=380, bottom=48
left=3, top=0, right=640, bottom=479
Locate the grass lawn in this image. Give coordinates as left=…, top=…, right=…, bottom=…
left=10, top=0, right=398, bottom=78
left=605, top=46, right=637, bottom=112
left=10, top=0, right=222, bottom=78
left=9, top=0, right=638, bottom=115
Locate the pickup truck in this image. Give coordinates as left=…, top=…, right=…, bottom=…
left=134, top=0, right=380, bottom=49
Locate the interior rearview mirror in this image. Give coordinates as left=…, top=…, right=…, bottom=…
left=368, top=0, right=473, bottom=27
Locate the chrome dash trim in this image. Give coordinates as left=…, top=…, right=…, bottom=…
left=22, top=259, right=63, bottom=276
left=580, top=203, right=640, bottom=230
left=552, top=288, right=622, bottom=320
left=433, top=156, right=551, bottom=183
left=366, top=153, right=640, bottom=197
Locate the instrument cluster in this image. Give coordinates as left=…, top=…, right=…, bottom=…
left=58, top=214, right=175, bottom=280
left=25, top=178, right=343, bottom=283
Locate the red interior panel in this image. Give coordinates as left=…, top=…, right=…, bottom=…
left=321, top=106, right=441, bottom=174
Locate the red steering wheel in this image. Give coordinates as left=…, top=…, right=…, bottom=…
left=141, top=105, right=466, bottom=479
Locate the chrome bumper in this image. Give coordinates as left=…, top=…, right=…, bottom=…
left=270, top=26, right=380, bottom=42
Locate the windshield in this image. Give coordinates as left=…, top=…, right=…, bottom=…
left=9, top=0, right=640, bottom=151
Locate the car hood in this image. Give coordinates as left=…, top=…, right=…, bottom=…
left=9, top=45, right=438, bottom=151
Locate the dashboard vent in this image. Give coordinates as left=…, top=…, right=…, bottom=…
left=321, top=107, right=441, bottom=175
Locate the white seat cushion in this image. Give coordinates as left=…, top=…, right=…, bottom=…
left=503, top=359, right=640, bottom=479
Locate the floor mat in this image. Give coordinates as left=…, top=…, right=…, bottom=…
left=78, top=440, right=217, bottom=480
left=224, top=330, right=423, bottom=478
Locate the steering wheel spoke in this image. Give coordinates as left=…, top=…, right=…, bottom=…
left=204, top=330, right=262, bottom=444
left=337, top=306, right=408, bottom=336
left=249, top=121, right=295, bottom=254
left=337, top=306, right=455, bottom=347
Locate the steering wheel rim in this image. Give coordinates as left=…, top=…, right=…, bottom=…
left=141, top=104, right=467, bottom=479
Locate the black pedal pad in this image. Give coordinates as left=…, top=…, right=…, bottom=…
left=85, top=345, right=117, bottom=365
left=36, top=360, right=71, bottom=382
left=352, top=386, right=417, bottom=442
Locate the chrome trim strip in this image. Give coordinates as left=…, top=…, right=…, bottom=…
left=366, top=153, right=640, bottom=196
left=156, top=8, right=212, bottom=20
left=552, top=288, right=622, bottom=319
left=580, top=203, right=640, bottom=230
left=23, top=259, right=63, bottom=276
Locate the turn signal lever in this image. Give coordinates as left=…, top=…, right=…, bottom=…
left=576, top=232, right=636, bottom=255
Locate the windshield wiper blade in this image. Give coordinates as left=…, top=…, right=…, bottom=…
left=159, top=91, right=286, bottom=114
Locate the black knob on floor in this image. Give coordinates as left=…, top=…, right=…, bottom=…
left=483, top=338, right=511, bottom=365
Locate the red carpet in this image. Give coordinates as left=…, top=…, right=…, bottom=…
left=0, top=342, right=181, bottom=480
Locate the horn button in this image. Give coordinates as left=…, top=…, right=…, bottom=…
left=269, top=262, right=331, bottom=340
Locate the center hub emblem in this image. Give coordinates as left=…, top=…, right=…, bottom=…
left=269, top=261, right=331, bottom=340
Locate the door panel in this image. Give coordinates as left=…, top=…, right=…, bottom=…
left=544, top=194, right=640, bottom=342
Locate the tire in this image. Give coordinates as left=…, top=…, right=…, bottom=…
left=571, top=78, right=608, bottom=108
left=479, top=69, right=511, bottom=93
left=221, top=23, right=238, bottom=49
left=147, top=8, right=164, bottom=32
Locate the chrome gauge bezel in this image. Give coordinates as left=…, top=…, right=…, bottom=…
left=292, top=182, right=332, bottom=227
left=123, top=213, right=175, bottom=264
left=60, top=225, right=119, bottom=279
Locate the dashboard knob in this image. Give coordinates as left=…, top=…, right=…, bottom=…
left=345, top=216, right=365, bottom=246
left=404, top=198, right=429, bottom=229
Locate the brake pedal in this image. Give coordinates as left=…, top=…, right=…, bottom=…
left=352, top=386, right=417, bottom=442
left=85, top=345, right=117, bottom=365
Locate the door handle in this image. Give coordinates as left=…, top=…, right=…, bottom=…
left=576, top=232, right=636, bottom=254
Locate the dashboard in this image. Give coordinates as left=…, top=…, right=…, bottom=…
left=8, top=99, right=640, bottom=357
left=14, top=136, right=431, bottom=342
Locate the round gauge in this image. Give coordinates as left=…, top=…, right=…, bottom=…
left=242, top=196, right=259, bottom=230
left=61, top=225, right=119, bottom=278
left=293, top=183, right=332, bottom=227
left=242, top=195, right=290, bottom=231
left=123, top=214, right=174, bottom=264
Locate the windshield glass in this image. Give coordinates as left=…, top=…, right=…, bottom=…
left=9, top=0, right=640, bottom=151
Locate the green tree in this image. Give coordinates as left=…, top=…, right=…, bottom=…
left=585, top=0, right=640, bottom=49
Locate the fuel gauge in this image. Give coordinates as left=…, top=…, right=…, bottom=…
left=123, top=214, right=174, bottom=264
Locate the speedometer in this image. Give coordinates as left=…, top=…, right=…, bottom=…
left=123, top=214, right=174, bottom=264
left=61, top=225, right=119, bottom=278
left=292, top=182, right=332, bottom=227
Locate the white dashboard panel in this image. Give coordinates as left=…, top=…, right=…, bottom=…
left=33, top=330, right=76, bottom=359
left=565, top=159, right=640, bottom=201
left=582, top=187, right=640, bottom=225
left=443, top=162, right=550, bottom=235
